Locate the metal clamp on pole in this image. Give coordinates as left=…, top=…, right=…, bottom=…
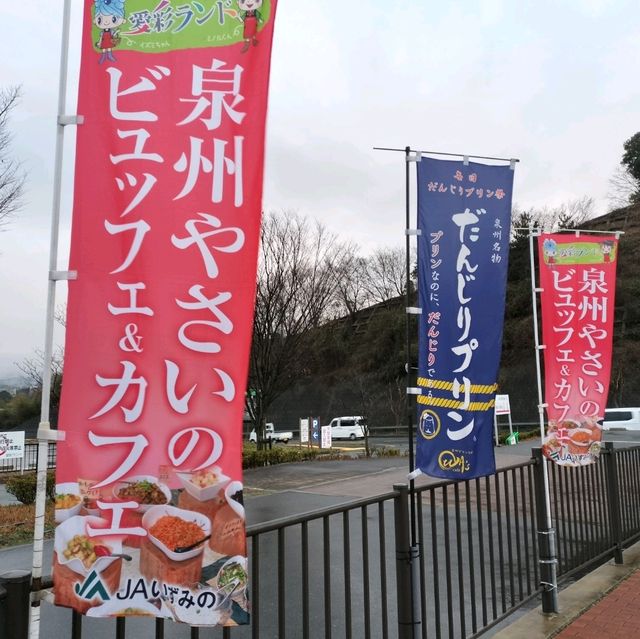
left=405, top=151, right=422, bottom=162
left=49, top=270, right=77, bottom=281
left=406, top=307, right=422, bottom=315
left=57, top=115, right=84, bottom=126
left=36, top=426, right=65, bottom=442
left=405, top=229, right=422, bottom=236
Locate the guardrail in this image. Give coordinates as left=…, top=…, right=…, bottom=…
left=5, top=445, right=640, bottom=638
left=0, top=442, right=57, bottom=474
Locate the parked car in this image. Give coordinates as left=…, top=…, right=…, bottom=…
left=249, top=423, right=293, bottom=443
left=601, top=408, right=640, bottom=431
left=327, top=416, right=368, bottom=440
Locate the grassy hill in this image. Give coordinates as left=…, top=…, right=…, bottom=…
left=269, top=204, right=640, bottom=429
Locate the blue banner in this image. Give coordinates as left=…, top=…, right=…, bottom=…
left=416, top=158, right=514, bottom=480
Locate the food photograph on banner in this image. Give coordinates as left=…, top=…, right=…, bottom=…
left=538, top=233, right=619, bottom=467
left=415, top=157, right=516, bottom=481
left=52, top=0, right=278, bottom=626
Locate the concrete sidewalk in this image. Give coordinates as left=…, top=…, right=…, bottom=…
left=493, top=541, right=640, bottom=638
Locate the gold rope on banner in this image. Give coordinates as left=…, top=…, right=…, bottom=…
left=416, top=395, right=496, bottom=412
left=417, top=377, right=498, bottom=395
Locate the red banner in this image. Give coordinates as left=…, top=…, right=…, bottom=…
left=538, top=233, right=618, bottom=466
left=53, top=0, right=277, bottom=624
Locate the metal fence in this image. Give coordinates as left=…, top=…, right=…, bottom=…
left=5, top=444, right=640, bottom=639
left=0, top=442, right=57, bottom=474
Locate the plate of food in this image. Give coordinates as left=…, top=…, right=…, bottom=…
left=113, top=475, right=171, bottom=513
left=216, top=555, right=248, bottom=596
left=81, top=495, right=102, bottom=517
left=55, top=483, right=82, bottom=523
left=55, top=515, right=123, bottom=577
left=567, top=428, right=593, bottom=448
left=142, top=505, right=211, bottom=562
left=176, top=466, right=230, bottom=502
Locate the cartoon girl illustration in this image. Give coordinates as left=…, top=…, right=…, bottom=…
left=600, top=240, right=614, bottom=263
left=543, top=238, right=557, bottom=265
left=238, top=0, right=263, bottom=53
left=94, top=0, right=126, bottom=64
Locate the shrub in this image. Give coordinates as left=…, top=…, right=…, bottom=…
left=242, top=445, right=320, bottom=469
left=5, top=471, right=55, bottom=505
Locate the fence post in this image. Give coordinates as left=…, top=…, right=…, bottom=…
left=532, top=448, right=558, bottom=613
left=394, top=483, right=419, bottom=639
left=604, top=442, right=624, bottom=564
left=0, top=571, right=31, bottom=639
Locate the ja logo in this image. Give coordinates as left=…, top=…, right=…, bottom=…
left=74, top=569, right=111, bottom=602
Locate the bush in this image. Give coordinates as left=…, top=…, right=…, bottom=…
left=242, top=444, right=320, bottom=469
left=5, top=471, right=55, bottom=505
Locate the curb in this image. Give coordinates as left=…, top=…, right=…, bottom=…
left=492, top=540, right=640, bottom=639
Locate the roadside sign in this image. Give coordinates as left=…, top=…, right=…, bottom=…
left=300, top=418, right=309, bottom=444
left=495, top=394, right=511, bottom=415
left=311, top=417, right=320, bottom=445
left=320, top=425, right=332, bottom=449
left=493, top=394, right=514, bottom=445
left=0, top=431, right=25, bottom=461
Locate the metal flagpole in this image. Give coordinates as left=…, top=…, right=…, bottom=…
left=403, top=147, right=421, bottom=638
left=527, top=226, right=558, bottom=613
left=30, top=1, right=75, bottom=636
left=404, top=147, right=417, bottom=540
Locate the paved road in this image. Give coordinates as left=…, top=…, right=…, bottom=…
left=3, top=431, right=640, bottom=637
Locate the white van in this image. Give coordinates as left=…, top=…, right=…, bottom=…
left=602, top=408, right=640, bottom=431
left=328, top=416, right=368, bottom=440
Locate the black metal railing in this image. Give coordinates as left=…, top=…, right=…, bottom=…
left=6, top=444, right=640, bottom=638
left=0, top=442, right=57, bottom=474
left=414, top=460, right=541, bottom=639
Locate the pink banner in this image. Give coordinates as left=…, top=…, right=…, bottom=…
left=538, top=233, right=618, bottom=466
left=53, top=0, right=277, bottom=624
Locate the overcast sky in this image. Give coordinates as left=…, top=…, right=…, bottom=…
left=1, top=0, right=639, bottom=378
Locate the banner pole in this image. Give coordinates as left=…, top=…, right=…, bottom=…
left=528, top=227, right=558, bottom=613
left=404, top=146, right=417, bottom=542
left=30, top=1, right=73, bottom=636
left=404, top=147, right=422, bottom=638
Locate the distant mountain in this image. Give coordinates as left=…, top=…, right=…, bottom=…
left=0, top=376, right=27, bottom=393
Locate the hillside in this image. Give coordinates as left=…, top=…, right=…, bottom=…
left=269, top=204, right=640, bottom=429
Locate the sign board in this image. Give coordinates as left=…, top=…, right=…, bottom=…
left=494, top=395, right=511, bottom=415
left=311, top=417, right=321, bottom=445
left=300, top=418, right=309, bottom=444
left=0, top=431, right=25, bottom=461
left=320, top=425, right=332, bottom=449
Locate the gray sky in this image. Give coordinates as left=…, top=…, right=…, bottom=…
left=1, top=0, right=639, bottom=378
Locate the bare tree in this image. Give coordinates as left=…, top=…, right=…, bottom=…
left=550, top=196, right=595, bottom=230
left=16, top=347, right=64, bottom=415
left=364, top=246, right=407, bottom=304
left=331, top=249, right=371, bottom=319
left=0, top=87, right=25, bottom=229
left=511, top=197, right=595, bottom=240
left=248, top=211, right=350, bottom=445
left=608, top=166, right=640, bottom=210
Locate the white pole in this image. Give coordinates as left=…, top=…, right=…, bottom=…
left=528, top=227, right=552, bottom=526
left=30, top=2, right=73, bottom=637
left=528, top=227, right=558, bottom=611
